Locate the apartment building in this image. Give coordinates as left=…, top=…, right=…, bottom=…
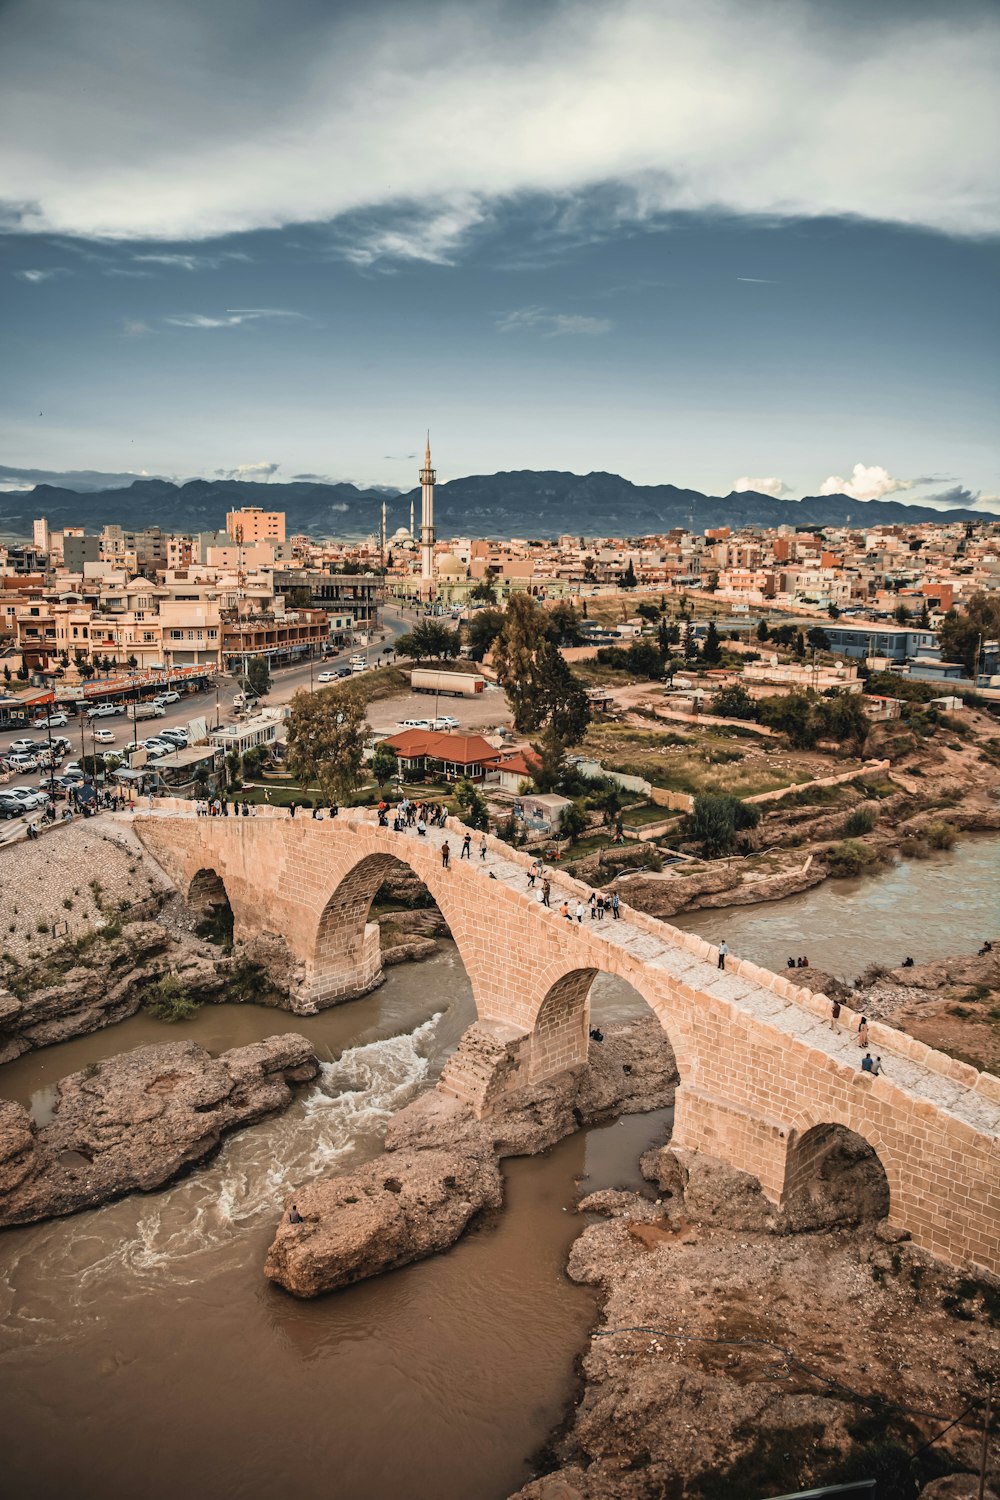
left=226, top=506, right=286, bottom=545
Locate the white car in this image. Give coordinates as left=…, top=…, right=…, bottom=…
left=7, top=787, right=48, bottom=811
left=94, top=728, right=116, bottom=744
left=154, top=691, right=181, bottom=705
left=8, top=739, right=39, bottom=755
left=33, top=713, right=68, bottom=729
left=317, top=670, right=336, bottom=683
left=88, top=703, right=120, bottom=719
left=433, top=715, right=460, bottom=730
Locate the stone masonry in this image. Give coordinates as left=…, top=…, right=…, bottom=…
left=130, top=801, right=1000, bottom=1278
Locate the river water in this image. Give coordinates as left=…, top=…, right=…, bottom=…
left=677, top=833, right=1000, bottom=981
left=0, top=837, right=996, bottom=1500
left=0, top=948, right=666, bottom=1500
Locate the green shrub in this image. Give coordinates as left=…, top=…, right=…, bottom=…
left=842, top=805, right=877, bottom=837
left=826, top=840, right=883, bottom=878
left=923, top=819, right=957, bottom=850
left=143, top=973, right=199, bottom=1022
left=226, top=959, right=272, bottom=1004
left=899, top=836, right=930, bottom=859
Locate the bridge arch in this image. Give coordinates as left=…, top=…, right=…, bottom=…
left=526, top=961, right=688, bottom=1085
left=781, top=1120, right=893, bottom=1227
left=186, top=866, right=236, bottom=945
left=308, top=849, right=479, bottom=1011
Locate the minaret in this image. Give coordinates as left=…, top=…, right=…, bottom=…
left=419, top=433, right=436, bottom=594
left=409, top=499, right=415, bottom=539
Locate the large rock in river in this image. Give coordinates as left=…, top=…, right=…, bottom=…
left=0, top=1032, right=318, bottom=1227
left=264, top=1147, right=502, bottom=1298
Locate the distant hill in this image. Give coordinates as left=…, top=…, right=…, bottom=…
left=0, top=470, right=986, bottom=543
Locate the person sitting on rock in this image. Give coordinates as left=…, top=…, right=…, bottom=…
left=589, top=1027, right=604, bottom=1043
left=902, top=955, right=914, bottom=967
left=871, top=1056, right=883, bottom=1075
left=288, top=1204, right=303, bottom=1224
left=860, top=1053, right=873, bottom=1072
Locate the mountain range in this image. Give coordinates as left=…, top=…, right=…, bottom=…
left=0, top=471, right=988, bottom=543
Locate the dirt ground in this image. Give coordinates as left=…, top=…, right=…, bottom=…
left=512, top=1145, right=1000, bottom=1500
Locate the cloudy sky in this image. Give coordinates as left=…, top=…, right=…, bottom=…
left=1, top=0, right=998, bottom=508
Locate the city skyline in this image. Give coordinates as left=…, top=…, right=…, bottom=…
left=1, top=0, right=998, bottom=510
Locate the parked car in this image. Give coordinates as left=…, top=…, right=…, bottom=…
left=94, top=728, right=116, bottom=744
left=9, top=738, right=39, bottom=755
left=7, top=787, right=48, bottom=811
left=233, top=693, right=258, bottom=710
left=159, top=729, right=189, bottom=747
left=433, top=715, right=460, bottom=730
left=317, top=670, right=336, bottom=683
left=154, top=691, right=181, bottom=705
left=141, top=740, right=172, bottom=758
left=0, top=794, right=27, bottom=819
left=88, top=703, right=121, bottom=719
left=33, top=712, right=68, bottom=729
left=63, top=762, right=84, bottom=777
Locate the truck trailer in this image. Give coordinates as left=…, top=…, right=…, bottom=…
left=409, top=669, right=485, bottom=698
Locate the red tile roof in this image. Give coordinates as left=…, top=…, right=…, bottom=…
left=384, top=729, right=500, bottom=765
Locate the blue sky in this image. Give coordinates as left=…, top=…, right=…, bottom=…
left=1, top=0, right=998, bottom=510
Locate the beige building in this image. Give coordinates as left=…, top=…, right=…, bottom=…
left=226, top=507, right=286, bottom=545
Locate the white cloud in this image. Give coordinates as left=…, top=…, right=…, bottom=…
left=497, top=306, right=612, bottom=337
left=819, top=463, right=912, bottom=501
left=165, top=309, right=300, bottom=329
left=215, top=461, right=281, bottom=482
left=133, top=250, right=252, bottom=271
left=15, top=268, right=65, bottom=282
left=123, top=319, right=152, bottom=336
left=0, top=1, right=996, bottom=246
left=733, top=475, right=790, bottom=497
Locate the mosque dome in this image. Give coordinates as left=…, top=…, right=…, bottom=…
left=435, top=552, right=466, bottom=577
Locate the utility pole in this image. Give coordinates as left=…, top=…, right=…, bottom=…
left=979, top=1381, right=993, bottom=1500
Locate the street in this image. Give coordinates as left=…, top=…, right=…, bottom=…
left=0, top=606, right=411, bottom=832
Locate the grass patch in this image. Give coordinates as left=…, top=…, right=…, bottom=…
left=581, top=723, right=813, bottom=798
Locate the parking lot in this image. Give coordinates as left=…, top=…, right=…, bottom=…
left=0, top=612, right=412, bottom=834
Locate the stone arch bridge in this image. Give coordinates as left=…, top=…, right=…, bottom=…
left=130, top=803, right=1000, bottom=1276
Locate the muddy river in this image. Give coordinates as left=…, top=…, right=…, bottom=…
left=0, top=836, right=996, bottom=1500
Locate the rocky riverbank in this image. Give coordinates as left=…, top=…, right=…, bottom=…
left=265, top=1016, right=678, bottom=1298
left=511, top=1142, right=1000, bottom=1500
left=0, top=1032, right=318, bottom=1227
left=852, top=947, right=1000, bottom=1075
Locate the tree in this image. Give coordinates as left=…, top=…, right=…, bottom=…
left=2, top=666, right=10, bottom=684
left=492, top=595, right=590, bottom=743
left=756, top=619, right=771, bottom=643
left=582, top=556, right=597, bottom=583
left=818, top=690, right=869, bottom=754
left=127, top=655, right=138, bottom=670
left=636, top=602, right=660, bottom=623
left=686, top=793, right=761, bottom=857
left=827, top=603, right=841, bottom=620
left=794, top=630, right=807, bottom=657
left=939, top=591, right=1000, bottom=678
left=893, top=603, right=911, bottom=625
left=469, top=568, right=499, bottom=604
left=226, top=750, right=242, bottom=788
left=286, top=681, right=369, bottom=803
left=394, top=620, right=461, bottom=662
left=453, top=777, right=489, bottom=830
left=539, top=643, right=591, bottom=744
left=465, top=607, right=505, bottom=662
left=285, top=586, right=314, bottom=609
left=246, top=655, right=271, bottom=697
left=918, top=599, right=931, bottom=628
left=241, top=745, right=267, bottom=779
left=619, top=559, right=637, bottom=589
left=529, top=729, right=566, bottom=793
left=701, top=620, right=722, bottom=664
left=371, top=742, right=398, bottom=792
left=806, top=627, right=830, bottom=651
left=544, top=602, right=583, bottom=646
left=757, top=690, right=818, bottom=748
left=710, top=682, right=759, bottom=720
left=559, top=800, right=588, bottom=845
left=705, top=571, right=719, bottom=593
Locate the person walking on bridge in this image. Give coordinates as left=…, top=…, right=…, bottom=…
left=479, top=837, right=488, bottom=862
left=441, top=840, right=450, bottom=869
left=718, top=939, right=729, bottom=971
left=541, top=877, right=551, bottom=908
left=461, top=832, right=472, bottom=860
left=610, top=890, right=620, bottom=920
